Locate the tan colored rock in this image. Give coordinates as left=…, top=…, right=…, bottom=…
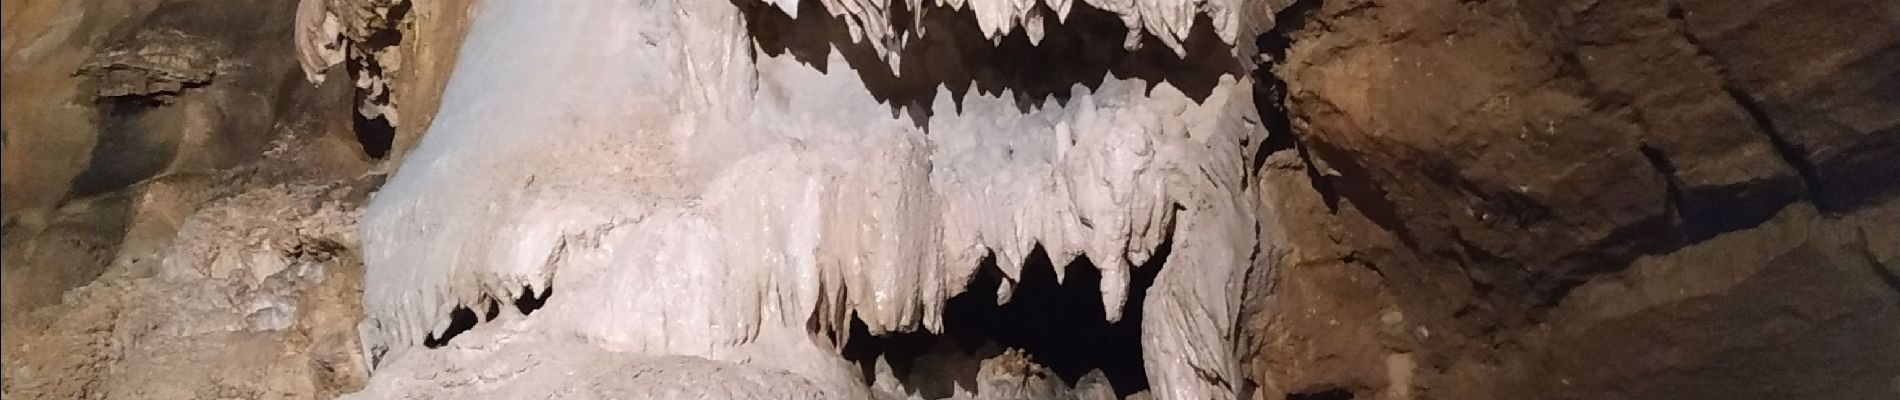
left=4, top=179, right=376, bottom=400
left=1, top=0, right=160, bottom=221
left=384, top=0, right=473, bottom=164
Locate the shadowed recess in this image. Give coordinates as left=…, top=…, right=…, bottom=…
left=735, top=0, right=1243, bottom=125
left=842, top=241, right=1169, bottom=398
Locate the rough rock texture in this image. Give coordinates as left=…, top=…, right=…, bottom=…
left=3, top=0, right=1896, bottom=399
left=346, top=320, right=836, bottom=400
left=1, top=0, right=373, bottom=314
left=2, top=0, right=379, bottom=398
left=1244, top=0, right=1900, bottom=399
left=2, top=0, right=160, bottom=222
left=293, top=0, right=473, bottom=161
left=380, top=0, right=473, bottom=164
left=4, top=180, right=377, bottom=399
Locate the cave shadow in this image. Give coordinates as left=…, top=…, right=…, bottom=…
left=423, top=284, right=552, bottom=348
left=842, top=242, right=1170, bottom=398
left=68, top=100, right=181, bottom=198
left=736, top=0, right=1244, bottom=127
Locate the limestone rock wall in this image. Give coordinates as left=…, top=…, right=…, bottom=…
left=2, top=1, right=379, bottom=398
left=1244, top=0, right=1900, bottom=399
left=2, top=0, right=1894, bottom=399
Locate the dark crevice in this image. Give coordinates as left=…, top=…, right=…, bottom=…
left=360, top=1, right=412, bottom=49
left=1288, top=387, right=1356, bottom=400
left=67, top=0, right=253, bottom=198
left=1663, top=0, right=1830, bottom=212
left=1719, top=84, right=1829, bottom=211
left=1637, top=142, right=1799, bottom=244
left=1307, top=136, right=1420, bottom=250
left=342, top=1, right=411, bottom=159
left=737, top=0, right=1243, bottom=126
left=1243, top=0, right=1411, bottom=250
left=350, top=113, right=396, bottom=159
left=1534, top=213, right=1683, bottom=307
left=1250, top=69, right=1295, bottom=181
left=1297, top=140, right=1342, bottom=212
left=1252, top=0, right=1326, bottom=193
left=482, top=296, right=502, bottom=321
left=422, top=305, right=479, bottom=348
left=514, top=284, right=552, bottom=315
left=1510, top=3, right=1825, bottom=312
left=1857, top=229, right=1900, bottom=302
left=421, top=284, right=551, bottom=349
left=843, top=242, right=1168, bottom=398
left=68, top=101, right=179, bottom=198
left=1636, top=144, right=1687, bottom=226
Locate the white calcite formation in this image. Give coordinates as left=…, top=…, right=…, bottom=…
left=353, top=0, right=1268, bottom=399
left=767, top=0, right=1245, bottom=56
left=294, top=0, right=345, bottom=84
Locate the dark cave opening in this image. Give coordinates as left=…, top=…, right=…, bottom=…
left=1288, top=387, right=1356, bottom=400
left=423, top=284, right=553, bottom=348
left=842, top=242, right=1169, bottom=399
left=514, top=284, right=553, bottom=315
left=422, top=305, right=478, bottom=348
left=350, top=113, right=396, bottom=159
left=343, top=44, right=396, bottom=159
left=68, top=100, right=178, bottom=198
left=341, top=1, right=411, bottom=159
left=737, top=0, right=1243, bottom=126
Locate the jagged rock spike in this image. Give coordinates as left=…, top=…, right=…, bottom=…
left=1099, top=261, right=1130, bottom=322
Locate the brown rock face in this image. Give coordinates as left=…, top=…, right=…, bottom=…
left=2, top=0, right=370, bottom=314
left=1247, top=0, right=1900, bottom=399
left=1545, top=203, right=1900, bottom=400
left=380, top=0, right=472, bottom=163
left=2, top=0, right=379, bottom=398
left=2, top=0, right=1893, bottom=398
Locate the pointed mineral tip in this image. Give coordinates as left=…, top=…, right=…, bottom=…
left=995, top=244, right=1026, bottom=283
left=1025, top=11, right=1046, bottom=45
left=1099, top=262, right=1130, bottom=322
left=525, top=279, right=544, bottom=302
left=925, top=309, right=944, bottom=333
left=1212, top=5, right=1239, bottom=44
left=1161, top=31, right=1188, bottom=59
left=1052, top=0, right=1075, bottom=22
left=995, top=277, right=1016, bottom=305
left=773, top=0, right=801, bottom=18
left=847, top=20, right=865, bottom=44
left=432, top=311, right=454, bottom=340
